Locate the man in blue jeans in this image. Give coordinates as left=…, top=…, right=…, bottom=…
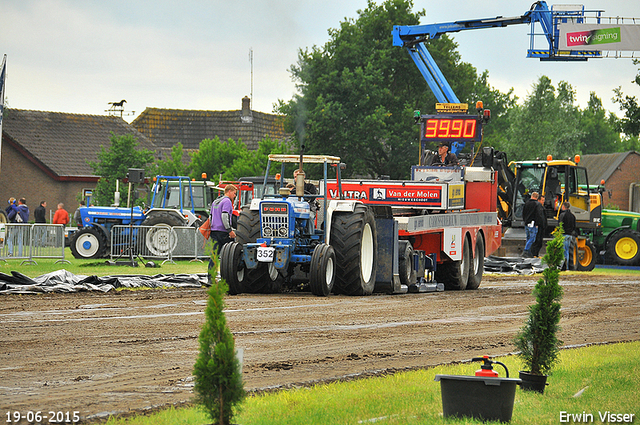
left=522, top=192, right=540, bottom=257
left=559, top=201, right=576, bottom=270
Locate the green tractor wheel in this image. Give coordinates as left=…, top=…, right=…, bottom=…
left=607, top=229, right=640, bottom=266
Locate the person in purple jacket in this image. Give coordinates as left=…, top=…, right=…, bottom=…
left=208, top=184, right=237, bottom=274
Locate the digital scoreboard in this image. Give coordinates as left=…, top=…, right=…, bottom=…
left=420, top=114, right=483, bottom=144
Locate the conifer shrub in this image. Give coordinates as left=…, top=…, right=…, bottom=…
left=514, top=224, right=565, bottom=375
left=193, top=253, right=245, bottom=425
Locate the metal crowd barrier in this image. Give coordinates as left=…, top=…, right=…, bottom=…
left=0, top=223, right=69, bottom=265
left=110, top=225, right=210, bottom=262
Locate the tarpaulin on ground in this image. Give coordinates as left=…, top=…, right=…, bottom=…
left=0, top=269, right=208, bottom=294
left=484, top=255, right=545, bottom=274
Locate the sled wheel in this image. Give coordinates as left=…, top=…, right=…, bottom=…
left=436, top=235, right=470, bottom=290
left=398, top=240, right=416, bottom=286
left=467, top=232, right=485, bottom=290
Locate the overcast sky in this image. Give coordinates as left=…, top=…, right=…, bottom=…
left=3, top=0, right=640, bottom=123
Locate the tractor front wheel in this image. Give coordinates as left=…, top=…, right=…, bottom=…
left=220, top=242, right=246, bottom=295
left=70, top=227, right=107, bottom=259
left=309, top=244, right=336, bottom=297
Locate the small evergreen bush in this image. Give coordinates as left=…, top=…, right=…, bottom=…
left=193, top=253, right=245, bottom=424
left=514, top=224, right=564, bottom=375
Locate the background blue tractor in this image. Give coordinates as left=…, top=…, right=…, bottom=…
left=70, top=176, right=215, bottom=259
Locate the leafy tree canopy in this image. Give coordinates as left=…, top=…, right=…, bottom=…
left=88, top=133, right=154, bottom=206
left=188, top=136, right=293, bottom=183
left=152, top=142, right=191, bottom=177
left=578, top=93, right=621, bottom=154
left=504, top=76, right=583, bottom=161
left=613, top=59, right=640, bottom=138
left=277, top=0, right=499, bottom=179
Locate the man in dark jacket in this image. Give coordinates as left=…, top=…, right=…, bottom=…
left=559, top=201, right=577, bottom=268
left=522, top=192, right=540, bottom=257
left=530, top=195, right=547, bottom=257
left=429, top=142, right=459, bottom=166
left=34, top=201, right=47, bottom=223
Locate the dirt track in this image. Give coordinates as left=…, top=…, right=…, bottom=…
left=1, top=274, right=639, bottom=423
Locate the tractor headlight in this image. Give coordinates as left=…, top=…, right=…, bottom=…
left=279, top=227, right=288, bottom=237
left=263, top=226, right=273, bottom=237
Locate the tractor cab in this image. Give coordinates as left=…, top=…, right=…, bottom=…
left=511, top=157, right=597, bottom=231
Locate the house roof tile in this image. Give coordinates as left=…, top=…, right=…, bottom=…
left=2, top=109, right=156, bottom=179
left=131, top=106, right=289, bottom=150
left=579, top=151, right=640, bottom=183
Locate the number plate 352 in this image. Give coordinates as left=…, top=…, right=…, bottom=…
left=257, top=246, right=275, bottom=262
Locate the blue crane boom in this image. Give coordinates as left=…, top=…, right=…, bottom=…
left=392, top=1, right=605, bottom=104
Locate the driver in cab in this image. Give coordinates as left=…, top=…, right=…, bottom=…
left=429, top=141, right=459, bottom=166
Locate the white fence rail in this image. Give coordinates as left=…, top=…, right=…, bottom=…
left=0, top=223, right=69, bottom=265
left=109, top=225, right=209, bottom=262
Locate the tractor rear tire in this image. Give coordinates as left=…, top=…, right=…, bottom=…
left=70, top=227, right=107, bottom=259
left=330, top=204, right=377, bottom=296
left=235, top=207, right=281, bottom=293
left=436, top=235, right=470, bottom=290
left=577, top=238, right=596, bottom=271
left=142, top=212, right=183, bottom=257
left=398, top=240, right=416, bottom=287
left=467, top=232, right=485, bottom=290
left=309, top=244, right=336, bottom=297
left=607, top=229, right=640, bottom=266
left=220, top=241, right=246, bottom=295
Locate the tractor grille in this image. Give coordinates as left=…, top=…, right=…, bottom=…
left=261, top=202, right=289, bottom=238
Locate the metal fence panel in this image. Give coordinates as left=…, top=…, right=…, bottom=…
left=0, top=223, right=67, bottom=264
left=110, top=225, right=210, bottom=261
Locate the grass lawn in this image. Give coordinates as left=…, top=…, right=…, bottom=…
left=0, top=247, right=209, bottom=278
left=103, top=341, right=639, bottom=425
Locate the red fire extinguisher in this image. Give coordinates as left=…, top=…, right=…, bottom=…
left=472, top=356, right=510, bottom=378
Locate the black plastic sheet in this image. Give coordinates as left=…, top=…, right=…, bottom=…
left=484, top=255, right=545, bottom=274
left=0, top=269, right=208, bottom=294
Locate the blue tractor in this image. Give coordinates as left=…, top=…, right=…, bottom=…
left=70, top=176, right=213, bottom=259
left=220, top=154, right=379, bottom=296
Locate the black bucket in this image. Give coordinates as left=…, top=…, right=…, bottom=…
left=435, top=375, right=522, bottom=423
left=518, top=371, right=548, bottom=394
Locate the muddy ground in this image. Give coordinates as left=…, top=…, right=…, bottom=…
left=1, top=274, right=639, bottom=423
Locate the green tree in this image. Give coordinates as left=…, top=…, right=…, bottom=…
left=504, top=76, right=583, bottom=161
left=277, top=0, right=488, bottom=179
left=224, top=136, right=294, bottom=179
left=578, top=93, right=621, bottom=154
left=193, top=253, right=245, bottom=425
left=152, top=142, right=191, bottom=177
left=88, top=133, right=154, bottom=206
left=612, top=59, right=640, bottom=137
left=470, top=70, right=518, bottom=153
left=189, top=137, right=251, bottom=183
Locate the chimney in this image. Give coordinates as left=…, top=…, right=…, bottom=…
left=241, top=96, right=253, bottom=123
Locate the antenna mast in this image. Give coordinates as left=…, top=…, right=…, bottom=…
left=249, top=48, right=253, bottom=105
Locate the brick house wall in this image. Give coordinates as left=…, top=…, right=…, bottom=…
left=601, top=154, right=640, bottom=210
left=0, top=140, right=95, bottom=222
